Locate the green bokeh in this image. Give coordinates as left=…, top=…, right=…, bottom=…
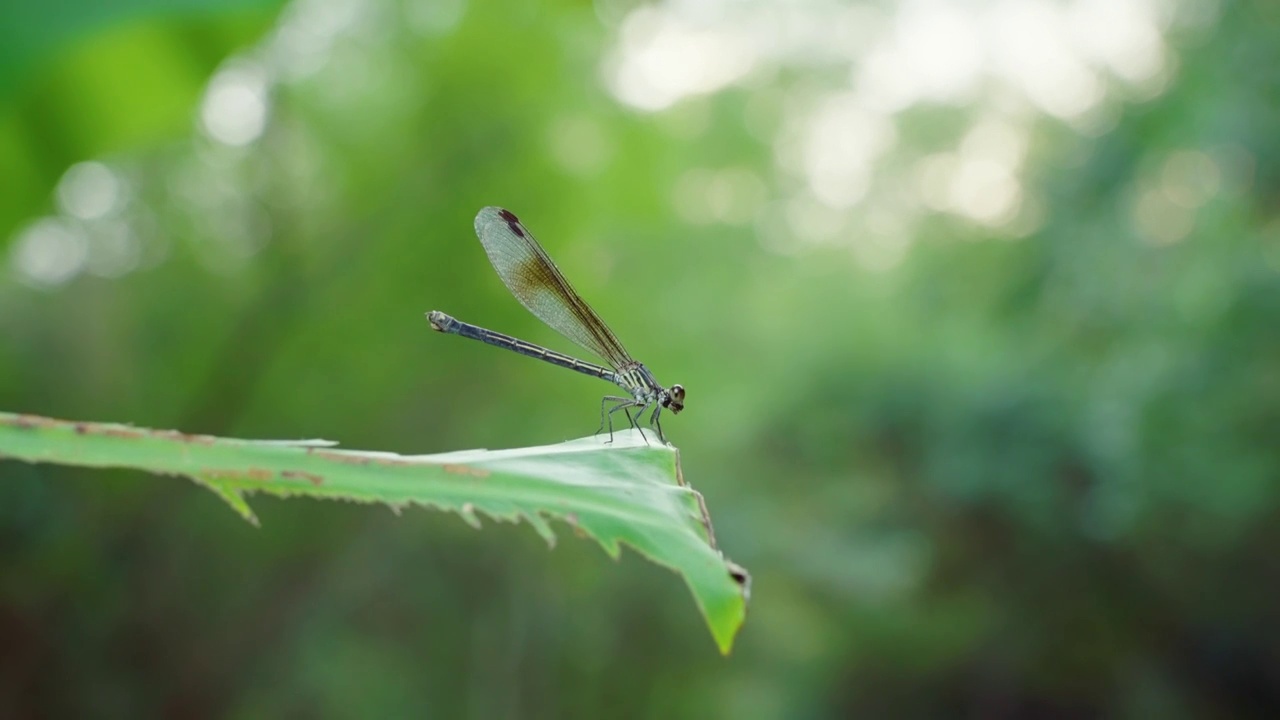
left=3, top=0, right=1280, bottom=716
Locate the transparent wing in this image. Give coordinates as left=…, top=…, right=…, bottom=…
left=473, top=207, right=633, bottom=368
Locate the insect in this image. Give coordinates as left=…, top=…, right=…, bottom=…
left=427, top=207, right=684, bottom=443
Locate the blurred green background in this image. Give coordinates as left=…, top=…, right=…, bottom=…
left=3, top=0, right=1279, bottom=716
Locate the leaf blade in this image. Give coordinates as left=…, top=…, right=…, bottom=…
left=0, top=412, right=749, bottom=653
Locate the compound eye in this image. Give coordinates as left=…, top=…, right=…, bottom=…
left=671, top=384, right=685, bottom=402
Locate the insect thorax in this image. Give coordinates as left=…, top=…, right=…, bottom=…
left=615, top=362, right=661, bottom=401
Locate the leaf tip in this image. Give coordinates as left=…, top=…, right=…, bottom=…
left=194, top=477, right=259, bottom=526
left=459, top=502, right=482, bottom=529
left=525, top=512, right=557, bottom=547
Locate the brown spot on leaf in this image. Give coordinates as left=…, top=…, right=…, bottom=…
left=282, top=470, right=324, bottom=486
left=315, top=451, right=368, bottom=465
left=100, top=426, right=145, bottom=440
left=304, top=449, right=411, bottom=467
left=157, top=429, right=216, bottom=445
left=203, top=468, right=272, bottom=481
left=10, top=415, right=57, bottom=431
left=727, top=561, right=751, bottom=591
left=564, top=513, right=587, bottom=538
left=443, top=464, right=490, bottom=478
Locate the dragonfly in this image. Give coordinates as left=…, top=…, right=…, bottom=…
left=427, top=207, right=684, bottom=444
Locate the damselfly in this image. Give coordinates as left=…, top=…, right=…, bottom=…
left=427, top=207, right=684, bottom=444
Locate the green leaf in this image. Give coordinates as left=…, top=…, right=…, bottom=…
left=0, top=411, right=749, bottom=653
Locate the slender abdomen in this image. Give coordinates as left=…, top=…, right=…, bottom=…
left=427, top=311, right=618, bottom=384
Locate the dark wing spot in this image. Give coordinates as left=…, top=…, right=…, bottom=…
left=498, top=209, right=526, bottom=237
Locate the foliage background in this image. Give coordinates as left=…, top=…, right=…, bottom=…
left=3, top=0, right=1279, bottom=716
